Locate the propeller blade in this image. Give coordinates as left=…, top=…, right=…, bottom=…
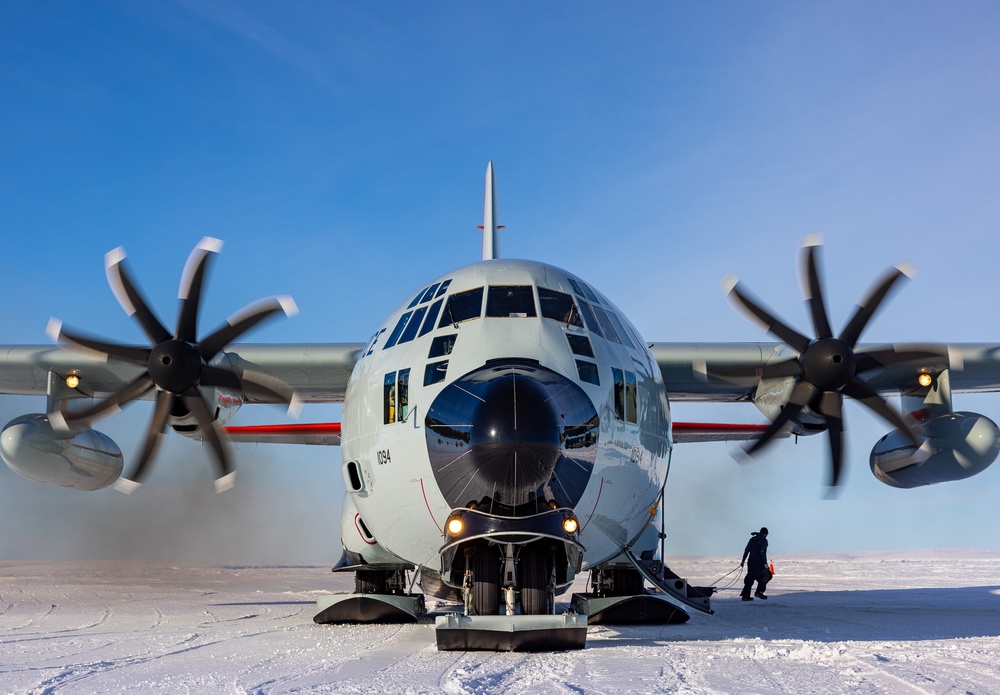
left=240, top=371, right=302, bottom=416
left=817, top=390, right=845, bottom=489
left=746, top=380, right=818, bottom=456
left=181, top=389, right=234, bottom=489
left=838, top=263, right=913, bottom=348
left=842, top=376, right=921, bottom=446
left=50, top=321, right=150, bottom=366
left=117, top=389, right=174, bottom=491
left=802, top=237, right=834, bottom=340
left=105, top=247, right=172, bottom=345
left=200, top=365, right=243, bottom=391
left=198, top=296, right=298, bottom=360
left=60, top=373, right=154, bottom=424
left=854, top=347, right=950, bottom=374
left=725, top=277, right=811, bottom=353
left=176, top=237, right=223, bottom=343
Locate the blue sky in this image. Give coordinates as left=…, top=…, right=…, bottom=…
left=2, top=2, right=1000, bottom=563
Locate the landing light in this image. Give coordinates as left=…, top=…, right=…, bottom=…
left=918, top=373, right=933, bottom=387
left=446, top=517, right=464, bottom=535
left=562, top=517, right=579, bottom=534
left=65, top=375, right=80, bottom=389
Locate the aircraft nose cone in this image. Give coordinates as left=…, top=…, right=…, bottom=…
left=425, top=360, right=599, bottom=516
left=467, top=373, right=562, bottom=490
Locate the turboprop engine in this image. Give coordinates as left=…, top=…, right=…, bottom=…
left=0, top=414, right=123, bottom=490
left=870, top=412, right=1000, bottom=488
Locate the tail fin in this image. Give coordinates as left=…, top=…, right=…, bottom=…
left=480, top=161, right=503, bottom=260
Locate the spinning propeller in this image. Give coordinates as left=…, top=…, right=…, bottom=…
left=48, top=237, right=299, bottom=493
left=718, top=235, right=937, bottom=490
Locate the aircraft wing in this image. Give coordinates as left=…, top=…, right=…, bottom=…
left=6, top=341, right=1000, bottom=404
left=0, top=343, right=365, bottom=403
left=652, top=342, right=1000, bottom=401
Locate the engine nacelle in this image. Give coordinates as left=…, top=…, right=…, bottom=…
left=870, top=412, right=1000, bottom=489
left=168, top=386, right=243, bottom=438
left=0, top=414, right=123, bottom=490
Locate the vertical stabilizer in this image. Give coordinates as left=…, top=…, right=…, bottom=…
left=481, top=161, right=501, bottom=260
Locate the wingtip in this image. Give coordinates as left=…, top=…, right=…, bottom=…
left=722, top=274, right=739, bottom=295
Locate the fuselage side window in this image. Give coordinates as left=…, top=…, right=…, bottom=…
left=429, top=334, right=457, bottom=358
left=384, top=311, right=413, bottom=349
left=439, top=287, right=484, bottom=327
left=398, top=368, right=410, bottom=420
left=539, top=287, right=583, bottom=326
left=625, top=370, right=637, bottom=423
left=398, top=306, right=427, bottom=345
left=612, top=367, right=625, bottom=421
left=419, top=298, right=443, bottom=337
left=383, top=372, right=397, bottom=424
left=486, top=285, right=537, bottom=318
left=577, top=300, right=604, bottom=338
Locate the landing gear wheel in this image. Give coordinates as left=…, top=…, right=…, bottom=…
left=519, top=547, right=551, bottom=615
left=355, top=570, right=388, bottom=594
left=612, top=569, right=644, bottom=596
left=470, top=546, right=500, bottom=616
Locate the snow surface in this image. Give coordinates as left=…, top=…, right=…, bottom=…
left=2, top=550, right=1000, bottom=694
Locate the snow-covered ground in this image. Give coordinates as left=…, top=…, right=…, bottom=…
left=2, top=550, right=999, bottom=694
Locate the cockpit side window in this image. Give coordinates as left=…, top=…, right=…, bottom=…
left=539, top=287, right=584, bottom=326
left=418, top=298, right=443, bottom=337
left=606, top=310, right=636, bottom=349
left=592, top=305, right=621, bottom=343
left=576, top=300, right=604, bottom=338
left=486, top=285, right=537, bottom=318
left=429, top=334, right=457, bottom=358
left=434, top=279, right=452, bottom=297
left=384, top=311, right=413, bottom=349
left=419, top=283, right=441, bottom=304
left=398, top=306, right=427, bottom=345
left=438, top=287, right=484, bottom=327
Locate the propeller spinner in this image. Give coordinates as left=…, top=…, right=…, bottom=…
left=718, top=235, right=936, bottom=491
left=48, top=237, right=298, bottom=493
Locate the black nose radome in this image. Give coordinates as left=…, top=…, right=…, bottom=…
left=425, top=360, right=598, bottom=517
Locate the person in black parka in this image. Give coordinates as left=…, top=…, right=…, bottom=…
left=740, top=527, right=770, bottom=600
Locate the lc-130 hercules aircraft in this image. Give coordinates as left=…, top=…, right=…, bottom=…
left=3, top=163, right=1000, bottom=650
